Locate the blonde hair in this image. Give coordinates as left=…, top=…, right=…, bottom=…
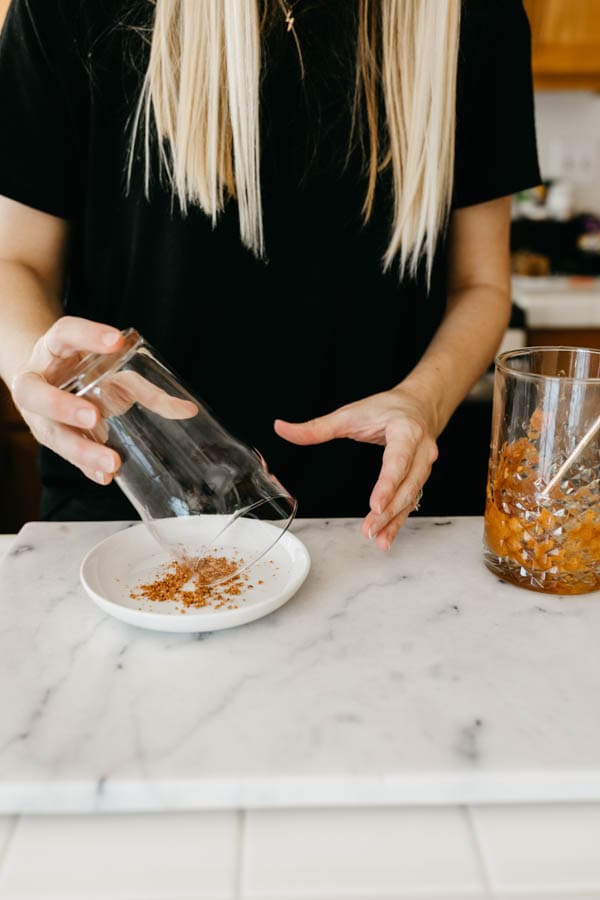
left=131, top=0, right=461, bottom=280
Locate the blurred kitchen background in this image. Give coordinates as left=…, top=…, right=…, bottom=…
left=1, top=0, right=600, bottom=530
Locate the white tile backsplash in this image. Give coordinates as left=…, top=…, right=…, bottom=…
left=0, top=812, right=238, bottom=899
left=243, top=897, right=488, bottom=900
left=2, top=806, right=600, bottom=899
left=472, top=803, right=600, bottom=894
left=241, top=807, right=486, bottom=898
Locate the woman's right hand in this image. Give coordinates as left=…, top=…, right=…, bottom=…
left=10, top=316, right=125, bottom=486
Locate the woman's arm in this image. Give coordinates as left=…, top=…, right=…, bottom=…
left=398, top=196, right=511, bottom=436
left=0, top=196, right=67, bottom=380
left=0, top=196, right=196, bottom=484
left=276, top=196, right=512, bottom=548
left=0, top=195, right=124, bottom=482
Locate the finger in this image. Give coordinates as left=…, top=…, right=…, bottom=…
left=33, top=419, right=120, bottom=475
left=274, top=410, right=350, bottom=446
left=363, top=473, right=424, bottom=539
left=111, top=372, right=198, bottom=419
left=44, top=316, right=124, bottom=360
left=81, top=467, right=114, bottom=486
left=13, top=372, right=100, bottom=430
left=90, top=418, right=110, bottom=444
left=375, top=508, right=412, bottom=552
left=363, top=451, right=434, bottom=538
left=368, top=435, right=415, bottom=515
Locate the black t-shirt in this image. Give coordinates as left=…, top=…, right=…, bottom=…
left=0, top=0, right=540, bottom=519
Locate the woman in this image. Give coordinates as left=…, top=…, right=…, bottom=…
left=0, top=0, right=539, bottom=549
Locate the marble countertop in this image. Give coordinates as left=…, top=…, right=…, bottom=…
left=1, top=517, right=600, bottom=814
left=0, top=535, right=15, bottom=563
left=512, top=275, right=600, bottom=328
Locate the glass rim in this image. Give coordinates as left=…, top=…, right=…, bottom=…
left=495, top=346, right=600, bottom=385
left=58, top=327, right=144, bottom=395
left=145, top=496, right=299, bottom=588
left=216, top=495, right=298, bottom=585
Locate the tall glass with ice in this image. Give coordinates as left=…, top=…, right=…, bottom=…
left=484, top=347, right=600, bottom=595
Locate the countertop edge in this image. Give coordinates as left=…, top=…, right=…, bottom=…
left=3, top=771, right=600, bottom=814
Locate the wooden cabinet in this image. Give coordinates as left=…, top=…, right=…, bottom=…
left=527, top=328, right=600, bottom=350
left=524, top=0, right=600, bottom=90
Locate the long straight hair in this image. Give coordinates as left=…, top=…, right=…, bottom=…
left=130, top=0, right=461, bottom=281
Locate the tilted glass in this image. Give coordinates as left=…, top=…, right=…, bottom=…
left=56, top=329, right=297, bottom=584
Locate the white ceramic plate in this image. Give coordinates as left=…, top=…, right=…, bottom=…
left=80, top=517, right=311, bottom=633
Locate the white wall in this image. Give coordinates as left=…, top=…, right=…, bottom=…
left=534, top=91, right=600, bottom=213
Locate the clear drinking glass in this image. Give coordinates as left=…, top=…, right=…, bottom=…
left=55, top=328, right=297, bottom=584
left=484, top=347, right=600, bottom=595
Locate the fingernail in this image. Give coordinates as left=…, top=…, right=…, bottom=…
left=102, top=331, right=120, bottom=347
left=76, top=408, right=96, bottom=428
left=94, top=471, right=108, bottom=485
left=376, top=534, right=390, bottom=551
left=368, top=527, right=375, bottom=540
left=99, top=454, right=116, bottom=473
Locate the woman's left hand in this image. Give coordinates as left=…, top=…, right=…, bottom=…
left=274, top=386, right=439, bottom=551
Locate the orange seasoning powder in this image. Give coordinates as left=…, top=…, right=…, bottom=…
left=131, top=555, right=249, bottom=610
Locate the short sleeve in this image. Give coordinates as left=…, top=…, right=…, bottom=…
left=453, top=0, right=541, bottom=210
left=0, top=0, right=84, bottom=218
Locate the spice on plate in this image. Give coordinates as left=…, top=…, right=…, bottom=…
left=131, top=555, right=247, bottom=610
